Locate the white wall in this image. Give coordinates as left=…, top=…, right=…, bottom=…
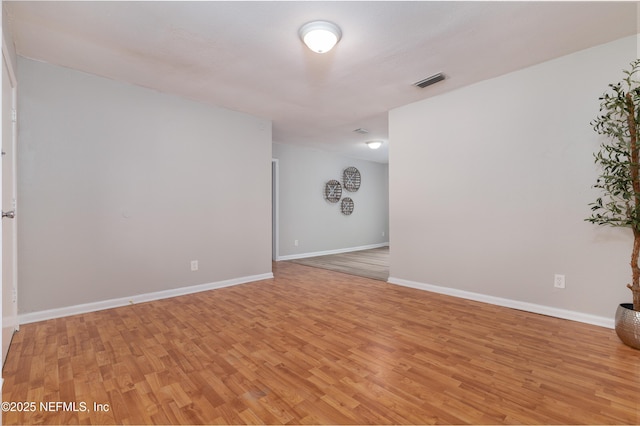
left=273, top=143, right=388, bottom=258
left=18, top=57, right=272, bottom=315
left=2, top=5, right=17, bottom=69
left=389, top=35, right=637, bottom=323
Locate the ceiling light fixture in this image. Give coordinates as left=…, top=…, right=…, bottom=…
left=299, top=21, right=342, bottom=54
left=366, top=141, right=383, bottom=150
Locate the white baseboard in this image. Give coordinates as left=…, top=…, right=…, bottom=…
left=18, top=272, right=274, bottom=325
left=278, top=242, right=389, bottom=261
left=387, top=276, right=614, bottom=329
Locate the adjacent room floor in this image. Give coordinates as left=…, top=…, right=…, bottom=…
left=287, top=246, right=389, bottom=281
left=2, top=261, right=638, bottom=424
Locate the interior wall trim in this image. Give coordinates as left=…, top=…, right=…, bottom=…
left=18, top=272, right=274, bottom=325
left=278, top=242, right=389, bottom=261
left=387, top=276, right=614, bottom=329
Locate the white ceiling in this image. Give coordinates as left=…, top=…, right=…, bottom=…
left=5, top=1, right=639, bottom=164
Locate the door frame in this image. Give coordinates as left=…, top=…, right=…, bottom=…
left=272, top=159, right=279, bottom=261
left=2, top=33, right=19, bottom=372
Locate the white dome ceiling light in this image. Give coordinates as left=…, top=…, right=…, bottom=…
left=366, top=141, right=383, bottom=150
left=299, top=21, right=342, bottom=54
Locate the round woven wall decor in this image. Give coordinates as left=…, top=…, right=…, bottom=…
left=324, top=180, right=342, bottom=203
left=341, top=197, right=354, bottom=215
left=343, top=167, right=361, bottom=192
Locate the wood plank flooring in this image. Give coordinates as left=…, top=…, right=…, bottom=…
left=288, top=247, right=389, bottom=281
left=2, top=261, right=639, bottom=424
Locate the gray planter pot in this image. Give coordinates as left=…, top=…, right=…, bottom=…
left=615, top=303, right=640, bottom=350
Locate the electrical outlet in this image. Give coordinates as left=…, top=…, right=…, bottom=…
left=294, top=240, right=299, bottom=247
left=382, top=231, right=385, bottom=237
left=191, top=260, right=199, bottom=271
left=554, top=274, right=565, bottom=289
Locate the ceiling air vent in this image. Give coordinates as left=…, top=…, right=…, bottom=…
left=413, top=73, right=445, bottom=88
left=353, top=128, right=369, bottom=134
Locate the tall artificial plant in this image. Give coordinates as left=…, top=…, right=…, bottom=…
left=587, top=59, right=640, bottom=311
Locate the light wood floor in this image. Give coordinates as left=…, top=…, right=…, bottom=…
left=288, top=246, right=389, bottom=281
left=2, top=261, right=639, bottom=424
